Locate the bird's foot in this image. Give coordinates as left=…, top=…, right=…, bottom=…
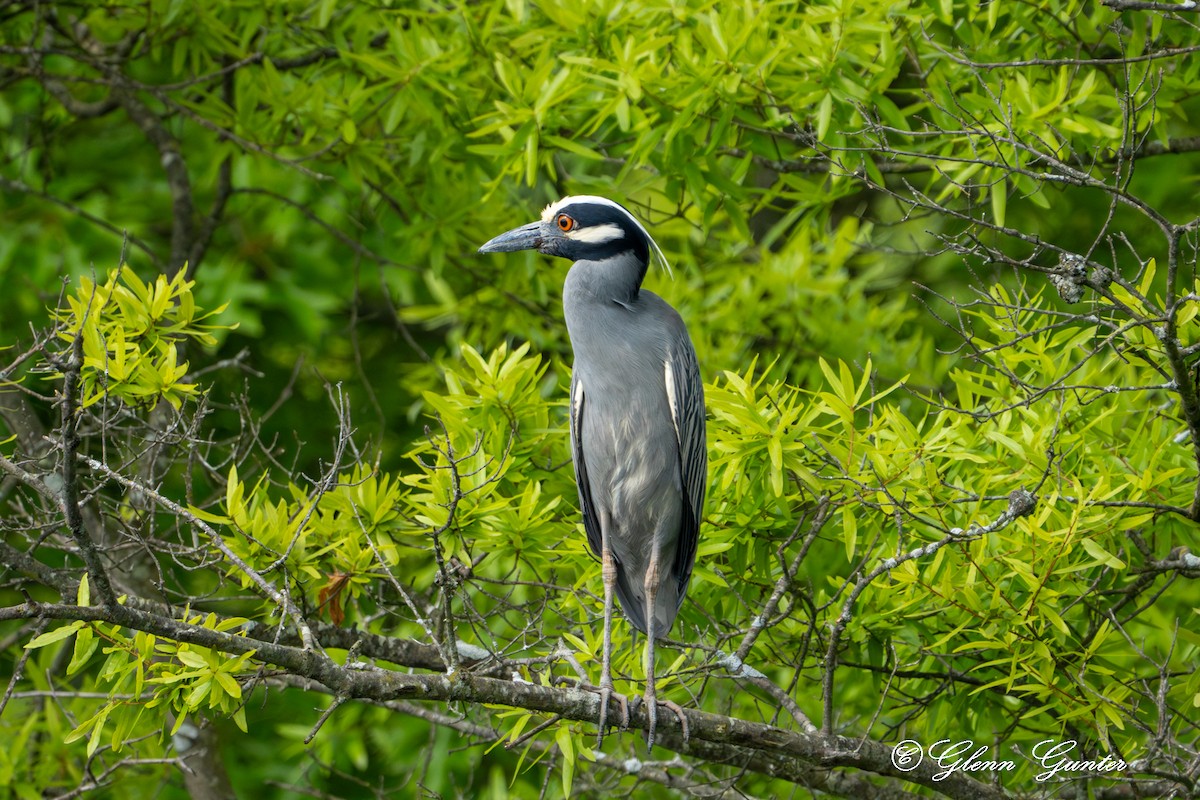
left=637, top=692, right=688, bottom=751
left=596, top=682, right=630, bottom=749
left=660, top=698, right=689, bottom=747
left=565, top=679, right=630, bottom=748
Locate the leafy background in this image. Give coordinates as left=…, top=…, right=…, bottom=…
left=1, top=0, right=1198, bottom=798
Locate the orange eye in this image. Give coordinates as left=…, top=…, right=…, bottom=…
left=556, top=214, right=575, bottom=232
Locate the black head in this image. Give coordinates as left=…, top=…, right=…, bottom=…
left=478, top=195, right=668, bottom=274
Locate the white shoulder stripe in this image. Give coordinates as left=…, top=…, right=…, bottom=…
left=664, top=360, right=680, bottom=442
left=573, top=377, right=585, bottom=418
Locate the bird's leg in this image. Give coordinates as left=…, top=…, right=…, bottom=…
left=638, top=549, right=690, bottom=750
left=642, top=552, right=660, bottom=750
left=595, top=513, right=628, bottom=748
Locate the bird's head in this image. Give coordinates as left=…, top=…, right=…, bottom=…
left=478, top=195, right=668, bottom=273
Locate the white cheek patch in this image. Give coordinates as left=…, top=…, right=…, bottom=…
left=566, top=223, right=626, bottom=245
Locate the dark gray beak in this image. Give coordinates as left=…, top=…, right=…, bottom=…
left=478, top=221, right=543, bottom=254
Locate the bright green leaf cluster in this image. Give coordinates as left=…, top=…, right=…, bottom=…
left=52, top=266, right=233, bottom=409
left=144, top=614, right=257, bottom=735
left=25, top=605, right=257, bottom=759
left=194, top=462, right=408, bottom=626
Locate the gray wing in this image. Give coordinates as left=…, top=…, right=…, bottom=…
left=666, top=333, right=706, bottom=597
left=569, top=374, right=604, bottom=560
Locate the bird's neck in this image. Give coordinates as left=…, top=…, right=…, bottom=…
left=562, top=253, right=646, bottom=309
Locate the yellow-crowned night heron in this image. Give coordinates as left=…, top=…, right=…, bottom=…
left=479, top=195, right=706, bottom=749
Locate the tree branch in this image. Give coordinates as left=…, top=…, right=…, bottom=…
left=82, top=454, right=320, bottom=651
left=1, top=599, right=1014, bottom=800
left=56, top=321, right=116, bottom=607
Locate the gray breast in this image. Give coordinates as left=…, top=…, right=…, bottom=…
left=564, top=260, right=689, bottom=633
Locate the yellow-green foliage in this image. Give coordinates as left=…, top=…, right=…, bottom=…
left=23, top=578, right=258, bottom=757
left=53, top=266, right=232, bottom=409
left=183, top=280, right=1196, bottom=786
left=19, top=262, right=1200, bottom=794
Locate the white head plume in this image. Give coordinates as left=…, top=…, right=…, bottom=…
left=541, top=195, right=673, bottom=277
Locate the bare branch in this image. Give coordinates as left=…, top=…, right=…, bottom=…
left=1, top=599, right=1014, bottom=800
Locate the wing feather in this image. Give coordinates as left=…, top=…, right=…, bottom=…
left=665, top=334, right=706, bottom=597
left=569, top=375, right=604, bottom=559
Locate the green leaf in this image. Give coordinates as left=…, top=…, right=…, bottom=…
left=68, top=625, right=99, bottom=676
left=1137, top=258, right=1157, bottom=298
left=1080, top=538, right=1126, bottom=570
left=87, top=704, right=112, bottom=758
left=843, top=506, right=859, bottom=562
left=25, top=622, right=85, bottom=650
left=186, top=678, right=213, bottom=709
left=991, top=179, right=1007, bottom=229
left=176, top=648, right=209, bottom=669
left=215, top=670, right=242, bottom=700
left=816, top=94, right=833, bottom=141
left=64, top=703, right=105, bottom=746
left=556, top=723, right=575, bottom=797
left=316, top=0, right=337, bottom=27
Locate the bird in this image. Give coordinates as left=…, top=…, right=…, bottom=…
left=479, top=195, right=706, bottom=749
